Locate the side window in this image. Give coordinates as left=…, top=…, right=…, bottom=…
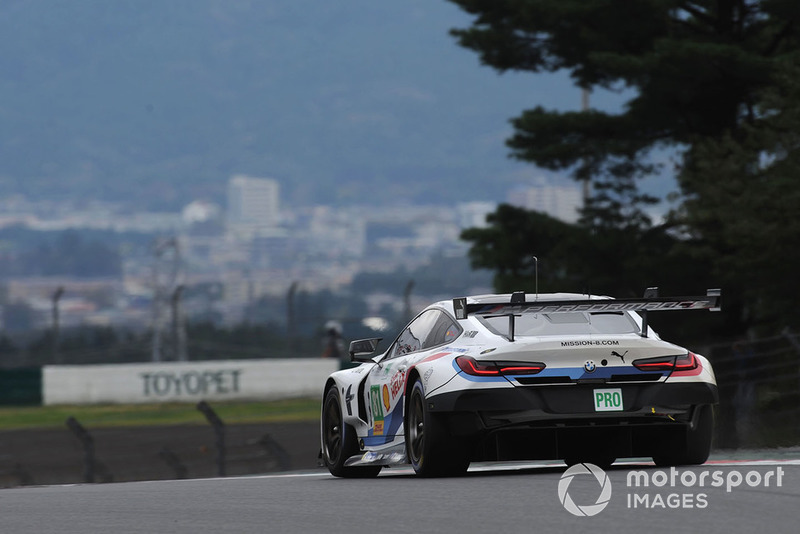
left=389, top=324, right=423, bottom=358
left=422, top=312, right=461, bottom=349
left=387, top=309, right=461, bottom=359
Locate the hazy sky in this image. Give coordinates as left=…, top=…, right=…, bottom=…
left=0, top=0, right=677, bottom=208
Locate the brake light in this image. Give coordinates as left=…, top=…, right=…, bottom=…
left=496, top=362, right=546, bottom=375
left=456, top=356, right=545, bottom=376
left=675, top=352, right=698, bottom=371
left=632, top=353, right=698, bottom=372
left=632, top=356, right=675, bottom=371
left=456, top=356, right=500, bottom=375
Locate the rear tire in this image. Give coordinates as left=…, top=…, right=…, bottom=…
left=322, top=386, right=381, bottom=478
left=653, top=404, right=714, bottom=466
left=405, top=379, right=470, bottom=477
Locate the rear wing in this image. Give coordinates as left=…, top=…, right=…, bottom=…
left=453, top=288, right=721, bottom=339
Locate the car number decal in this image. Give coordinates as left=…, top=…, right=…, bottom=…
left=593, top=388, right=623, bottom=411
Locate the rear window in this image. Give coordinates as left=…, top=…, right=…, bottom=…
left=477, top=311, right=640, bottom=337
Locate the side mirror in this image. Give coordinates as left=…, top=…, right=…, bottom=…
left=349, top=338, right=382, bottom=363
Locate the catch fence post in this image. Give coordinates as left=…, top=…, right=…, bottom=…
left=196, top=401, right=226, bottom=477
left=65, top=416, right=95, bottom=483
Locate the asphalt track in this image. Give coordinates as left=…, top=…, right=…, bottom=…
left=2, top=456, right=799, bottom=533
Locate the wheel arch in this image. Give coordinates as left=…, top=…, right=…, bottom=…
left=405, top=368, right=422, bottom=398
left=323, top=377, right=337, bottom=396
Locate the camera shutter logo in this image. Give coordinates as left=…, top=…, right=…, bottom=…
left=557, top=463, right=612, bottom=517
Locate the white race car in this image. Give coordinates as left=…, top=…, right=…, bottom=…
left=320, top=288, right=721, bottom=477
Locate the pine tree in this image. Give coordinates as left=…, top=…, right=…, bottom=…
left=449, top=0, right=800, bottom=333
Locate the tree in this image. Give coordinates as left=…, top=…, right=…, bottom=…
left=448, top=0, right=800, bottom=333
left=461, top=204, right=731, bottom=344
left=674, top=59, right=800, bottom=331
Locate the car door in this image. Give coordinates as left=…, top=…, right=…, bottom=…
left=362, top=309, right=461, bottom=447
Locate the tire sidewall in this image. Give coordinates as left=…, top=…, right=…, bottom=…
left=322, top=386, right=345, bottom=469
left=322, top=385, right=382, bottom=478
left=406, top=379, right=428, bottom=472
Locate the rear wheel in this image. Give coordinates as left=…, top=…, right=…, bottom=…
left=322, top=386, right=380, bottom=478
left=653, top=404, right=714, bottom=466
left=405, top=379, right=470, bottom=477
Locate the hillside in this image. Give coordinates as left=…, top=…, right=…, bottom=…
left=0, top=0, right=580, bottom=210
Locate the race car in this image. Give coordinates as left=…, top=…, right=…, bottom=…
left=320, top=288, right=721, bottom=477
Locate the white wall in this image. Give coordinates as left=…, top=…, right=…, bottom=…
left=43, top=359, right=340, bottom=405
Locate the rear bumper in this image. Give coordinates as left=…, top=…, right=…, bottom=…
left=427, top=383, right=717, bottom=462
left=428, top=381, right=718, bottom=415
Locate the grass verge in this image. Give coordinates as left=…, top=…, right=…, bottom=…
left=0, top=398, right=321, bottom=430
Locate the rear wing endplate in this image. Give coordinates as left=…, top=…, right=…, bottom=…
left=453, top=288, right=721, bottom=321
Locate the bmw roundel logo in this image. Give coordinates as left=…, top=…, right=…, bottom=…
left=584, top=360, right=596, bottom=373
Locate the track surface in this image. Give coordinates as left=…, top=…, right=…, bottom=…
left=2, top=457, right=799, bottom=533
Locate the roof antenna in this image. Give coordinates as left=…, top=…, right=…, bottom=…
left=532, top=256, right=539, bottom=301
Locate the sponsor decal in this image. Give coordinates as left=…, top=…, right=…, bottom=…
left=463, top=331, right=479, bottom=338
left=369, top=385, right=384, bottom=435
left=423, top=367, right=434, bottom=385
left=382, top=384, right=391, bottom=411
left=389, top=369, right=407, bottom=399
left=562, top=340, right=621, bottom=347
left=345, top=384, right=354, bottom=416
left=481, top=299, right=715, bottom=316
left=140, top=370, right=242, bottom=397
left=611, top=350, right=628, bottom=363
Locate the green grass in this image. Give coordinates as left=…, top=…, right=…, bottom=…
left=0, top=398, right=321, bottom=430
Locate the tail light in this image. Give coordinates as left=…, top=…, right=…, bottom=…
left=632, top=352, right=698, bottom=372
left=632, top=356, right=675, bottom=371
left=456, top=357, right=499, bottom=376
left=496, top=362, right=546, bottom=375
left=674, top=352, right=698, bottom=371
left=456, top=356, right=545, bottom=376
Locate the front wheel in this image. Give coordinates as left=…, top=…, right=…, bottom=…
left=405, top=379, right=470, bottom=477
left=321, top=386, right=380, bottom=478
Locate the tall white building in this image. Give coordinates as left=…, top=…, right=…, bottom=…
left=226, top=175, right=280, bottom=233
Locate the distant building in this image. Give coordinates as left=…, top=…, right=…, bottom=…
left=226, top=175, right=280, bottom=236
left=307, top=206, right=366, bottom=258
left=507, top=183, right=582, bottom=223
